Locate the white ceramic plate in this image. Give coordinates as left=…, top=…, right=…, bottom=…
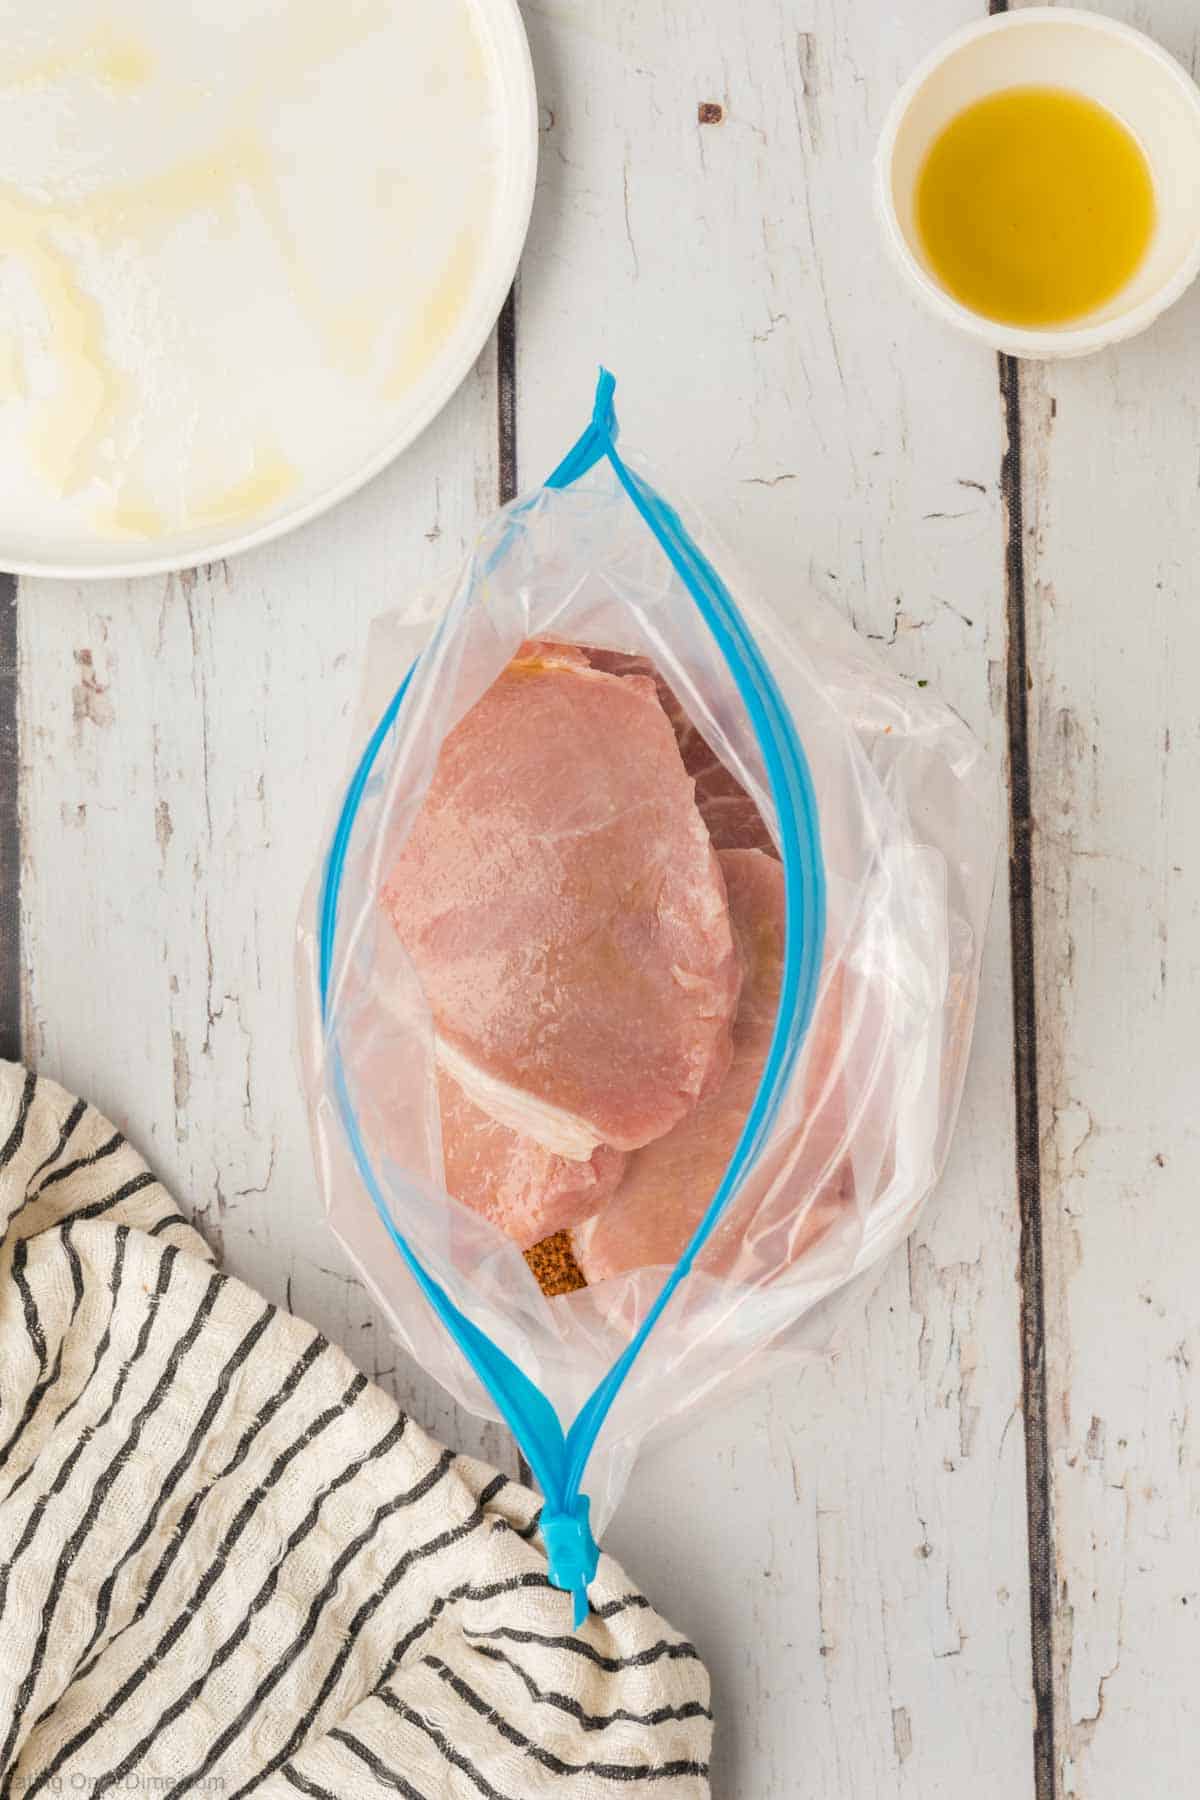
left=0, top=0, right=537, bottom=578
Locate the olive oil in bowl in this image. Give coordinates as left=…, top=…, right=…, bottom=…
left=916, top=86, right=1156, bottom=328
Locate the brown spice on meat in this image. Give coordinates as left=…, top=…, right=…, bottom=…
left=524, top=1231, right=587, bottom=1296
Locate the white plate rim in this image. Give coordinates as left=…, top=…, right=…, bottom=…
left=7, top=0, right=538, bottom=582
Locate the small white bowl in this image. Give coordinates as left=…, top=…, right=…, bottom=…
left=875, top=7, right=1200, bottom=358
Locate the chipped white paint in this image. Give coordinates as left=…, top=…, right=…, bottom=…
left=519, top=3, right=1032, bottom=1795
left=1016, top=7, right=1200, bottom=1791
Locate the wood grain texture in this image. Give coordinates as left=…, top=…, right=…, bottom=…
left=17, top=355, right=517, bottom=1471
left=999, top=348, right=1058, bottom=1800
left=517, top=3, right=1033, bottom=1794
left=1014, top=9, right=1200, bottom=1791
left=0, top=574, right=17, bottom=1063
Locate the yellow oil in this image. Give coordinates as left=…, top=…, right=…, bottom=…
left=916, top=86, right=1156, bottom=328
left=191, top=444, right=298, bottom=527
left=0, top=131, right=288, bottom=498
left=386, top=227, right=479, bottom=400
left=4, top=25, right=155, bottom=95
left=93, top=480, right=167, bottom=540
left=0, top=190, right=125, bottom=494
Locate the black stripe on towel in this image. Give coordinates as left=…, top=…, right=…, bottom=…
left=281, top=1769, right=340, bottom=1800
left=326, top=1727, right=428, bottom=1799
left=594, top=1592, right=653, bottom=1620
left=76, top=1298, right=276, bottom=1670
left=280, top=1771, right=338, bottom=1800
left=7, top=1220, right=131, bottom=1509
left=423, top=1655, right=709, bottom=1782
left=475, top=1471, right=509, bottom=1507
left=5, top=1126, right=130, bottom=1234
left=377, top=1569, right=521, bottom=1677
left=0, top=1223, right=84, bottom=1473
left=374, top=1571, right=537, bottom=1685
left=0, top=1335, right=63, bottom=1475
left=462, top=1622, right=703, bottom=1673
left=93, top=1415, right=412, bottom=1800
left=26, top=1096, right=87, bottom=1186
left=515, top=1503, right=543, bottom=1540
left=0, top=1235, right=174, bottom=1781
left=67, top=1168, right=156, bottom=1225
left=0, top=1068, right=37, bottom=1171
left=9, top=1236, right=46, bottom=1370
left=73, top=1331, right=332, bottom=1677
left=147, top=1210, right=191, bottom=1237
left=376, top=1690, right=518, bottom=1800
left=375, top=1573, right=653, bottom=1689
left=33, top=1369, right=369, bottom=1788
left=469, top=1641, right=713, bottom=1733
left=222, top=1457, right=492, bottom=1800
left=11, top=1165, right=159, bottom=1243
left=34, top=1128, right=124, bottom=1194
left=0, top=1239, right=48, bottom=1474
left=60, top=1217, right=85, bottom=1308
left=0, top=1250, right=211, bottom=1774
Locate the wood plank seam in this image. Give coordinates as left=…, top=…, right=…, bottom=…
left=498, top=283, right=518, bottom=508
left=0, top=572, right=18, bottom=1065
left=496, top=277, right=532, bottom=1494
left=999, top=349, right=1058, bottom=1800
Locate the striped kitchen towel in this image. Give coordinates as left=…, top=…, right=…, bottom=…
left=0, top=1064, right=712, bottom=1797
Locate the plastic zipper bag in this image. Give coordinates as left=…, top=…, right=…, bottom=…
left=298, top=371, right=998, bottom=1622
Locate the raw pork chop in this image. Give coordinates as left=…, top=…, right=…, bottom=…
left=438, top=1070, right=626, bottom=1250
left=573, top=849, right=850, bottom=1283
left=383, top=640, right=741, bottom=1156
left=587, top=649, right=777, bottom=855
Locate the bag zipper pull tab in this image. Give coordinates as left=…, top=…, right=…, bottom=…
left=541, top=1492, right=599, bottom=1629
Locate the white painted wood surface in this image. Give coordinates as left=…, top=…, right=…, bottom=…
left=11, top=0, right=1199, bottom=1795
left=1014, top=12, right=1200, bottom=1796
left=1014, top=7, right=1200, bottom=1796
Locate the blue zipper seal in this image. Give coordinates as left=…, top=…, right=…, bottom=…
left=318, top=370, right=826, bottom=1626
